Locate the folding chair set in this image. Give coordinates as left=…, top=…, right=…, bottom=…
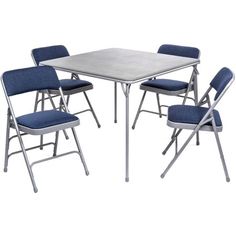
left=1, top=44, right=234, bottom=193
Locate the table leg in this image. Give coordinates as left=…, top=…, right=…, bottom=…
left=193, top=66, right=200, bottom=145
left=121, top=83, right=131, bottom=182
left=114, top=82, right=117, bottom=123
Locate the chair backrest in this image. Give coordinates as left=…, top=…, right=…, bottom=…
left=210, top=67, right=234, bottom=101
left=2, top=66, right=60, bottom=96
left=158, top=44, right=200, bottom=59
left=32, top=45, right=69, bottom=65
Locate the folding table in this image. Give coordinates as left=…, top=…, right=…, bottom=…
left=40, top=48, right=200, bottom=182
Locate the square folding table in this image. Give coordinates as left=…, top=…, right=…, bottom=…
left=41, top=48, right=200, bottom=181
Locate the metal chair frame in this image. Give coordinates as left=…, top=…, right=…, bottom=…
left=132, top=47, right=200, bottom=129
left=161, top=68, right=234, bottom=182
left=2, top=68, right=89, bottom=193
left=31, top=47, right=101, bottom=150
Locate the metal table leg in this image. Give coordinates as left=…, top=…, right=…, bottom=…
left=114, top=82, right=117, bottom=123
left=121, top=83, right=131, bottom=182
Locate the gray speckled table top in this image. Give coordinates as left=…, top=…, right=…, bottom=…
left=41, top=48, right=200, bottom=84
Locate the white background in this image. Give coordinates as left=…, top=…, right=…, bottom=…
left=1, top=0, right=236, bottom=235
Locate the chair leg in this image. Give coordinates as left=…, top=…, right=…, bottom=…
left=213, top=130, right=230, bottom=182
left=162, top=129, right=182, bottom=155
left=156, top=93, right=162, bottom=118
left=16, top=131, right=38, bottom=193
left=53, top=131, right=59, bottom=157
left=132, top=91, right=147, bottom=129
left=34, top=91, right=39, bottom=112
left=4, top=111, right=10, bottom=172
left=83, top=92, right=101, bottom=128
left=71, top=127, right=89, bottom=175
left=161, top=128, right=197, bottom=178
left=58, top=98, right=69, bottom=140
left=40, top=92, right=45, bottom=150
left=66, top=95, right=70, bottom=106
left=193, top=79, right=200, bottom=146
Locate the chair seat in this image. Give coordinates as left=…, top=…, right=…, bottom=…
left=168, top=105, right=222, bottom=127
left=16, top=110, right=79, bottom=129
left=141, top=79, right=189, bottom=91
left=60, top=79, right=92, bottom=91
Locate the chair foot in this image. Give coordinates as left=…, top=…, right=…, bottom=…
left=196, top=141, right=200, bottom=146
left=114, top=120, right=117, bottom=124
left=34, top=187, right=38, bottom=193
left=125, top=177, right=129, bottom=182
left=162, top=150, right=166, bottom=155
left=160, top=173, right=165, bottom=178
left=98, top=124, right=101, bottom=128
left=131, top=125, right=135, bottom=130
left=85, top=170, right=89, bottom=176
left=4, top=167, right=8, bottom=172
left=226, top=177, right=230, bottom=182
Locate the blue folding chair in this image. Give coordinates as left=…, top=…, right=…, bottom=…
left=161, top=67, right=234, bottom=181
left=1, top=66, right=89, bottom=193
left=132, top=44, right=200, bottom=129
left=32, top=45, right=100, bottom=127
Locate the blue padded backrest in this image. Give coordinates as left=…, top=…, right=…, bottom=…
left=158, top=44, right=200, bottom=59
left=32, top=45, right=69, bottom=65
left=2, top=66, right=60, bottom=96
left=210, top=67, right=234, bottom=100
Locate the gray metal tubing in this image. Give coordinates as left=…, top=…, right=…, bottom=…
left=162, top=129, right=182, bottom=155
left=31, top=151, right=80, bottom=168
left=83, top=91, right=101, bottom=128
left=66, top=95, right=70, bottom=106
left=37, top=94, right=59, bottom=104
left=182, top=67, right=195, bottom=105
left=211, top=114, right=230, bottom=182
left=8, top=142, right=54, bottom=158
left=47, top=90, right=66, bottom=145
left=55, top=95, right=69, bottom=140
left=46, top=90, right=57, bottom=109
left=17, top=132, right=38, bottom=192
left=9, top=132, right=27, bottom=142
left=34, top=91, right=39, bottom=112
left=161, top=127, right=198, bottom=178
left=40, top=92, right=45, bottom=150
left=139, top=109, right=167, bottom=116
left=58, top=87, right=89, bottom=175
left=121, top=83, right=131, bottom=182
left=177, top=94, right=195, bottom=102
left=156, top=93, right=162, bottom=118
left=71, top=128, right=89, bottom=175
left=73, top=109, right=91, bottom=116
left=53, top=131, right=59, bottom=156
left=59, top=88, right=70, bottom=113
left=197, top=87, right=212, bottom=106
left=1, top=80, right=38, bottom=192
left=193, top=66, right=200, bottom=145
left=114, top=82, right=117, bottom=123
left=132, top=91, right=146, bottom=129
left=4, top=109, right=10, bottom=172
left=8, top=142, right=55, bottom=158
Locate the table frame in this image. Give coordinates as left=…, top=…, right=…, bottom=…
left=41, top=48, right=200, bottom=182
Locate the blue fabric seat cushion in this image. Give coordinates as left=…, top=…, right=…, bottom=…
left=168, top=105, right=222, bottom=127
left=17, top=110, right=79, bottom=129
left=141, top=79, right=188, bottom=91
left=60, top=79, right=92, bottom=91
